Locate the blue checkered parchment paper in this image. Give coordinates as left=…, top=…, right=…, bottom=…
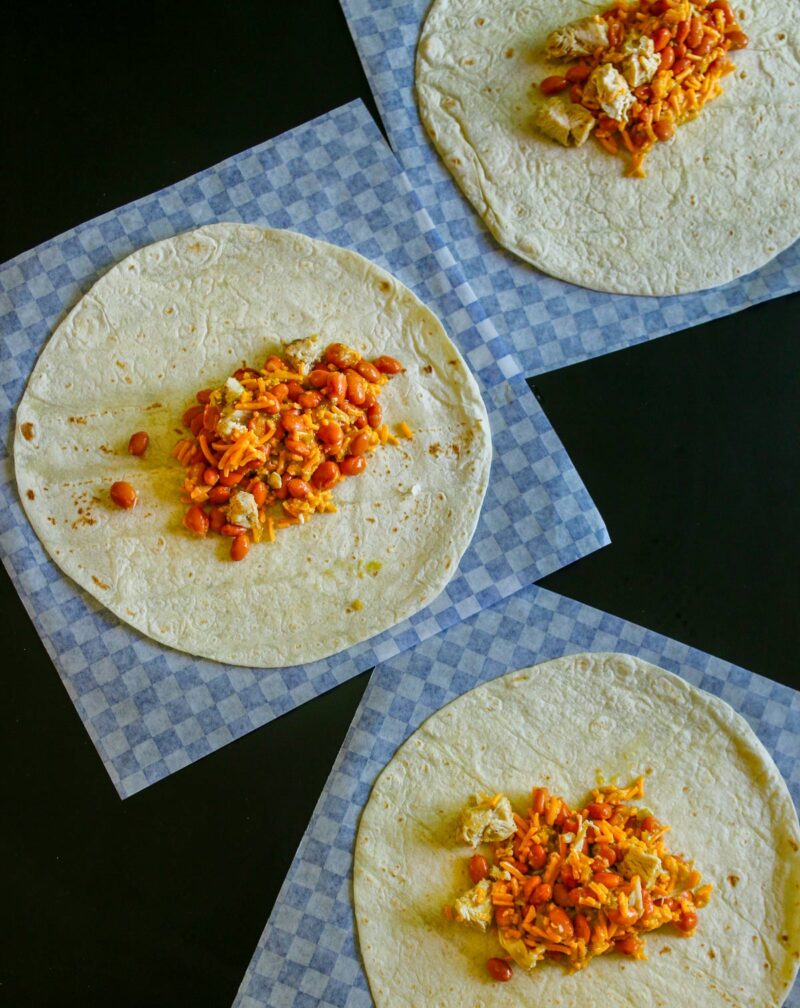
left=340, top=1, right=800, bottom=377
left=235, top=584, right=799, bottom=1008
left=0, top=100, right=608, bottom=799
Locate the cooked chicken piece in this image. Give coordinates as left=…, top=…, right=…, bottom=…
left=453, top=879, right=494, bottom=931
left=584, top=63, right=636, bottom=124
left=536, top=98, right=596, bottom=147
left=546, top=16, right=610, bottom=60
left=619, top=844, right=663, bottom=889
left=216, top=408, right=248, bottom=438
left=499, top=930, right=546, bottom=970
left=224, top=376, right=245, bottom=402
left=283, top=336, right=321, bottom=375
left=460, top=793, right=516, bottom=848
left=622, top=35, right=661, bottom=88
left=226, top=490, right=260, bottom=529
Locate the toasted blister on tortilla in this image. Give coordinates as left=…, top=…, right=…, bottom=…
left=14, top=223, right=491, bottom=667
left=354, top=653, right=800, bottom=1007
left=415, top=0, right=800, bottom=295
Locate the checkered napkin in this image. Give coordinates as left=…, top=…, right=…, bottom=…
left=340, top=1, right=800, bottom=376
left=234, top=584, right=799, bottom=1007
left=0, top=100, right=608, bottom=799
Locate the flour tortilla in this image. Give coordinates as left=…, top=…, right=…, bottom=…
left=14, top=224, right=491, bottom=667
left=354, top=653, right=800, bottom=1007
left=416, top=0, right=800, bottom=295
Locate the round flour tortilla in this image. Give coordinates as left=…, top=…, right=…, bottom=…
left=416, top=0, right=800, bottom=295
left=354, top=653, right=800, bottom=1007
left=14, top=223, right=491, bottom=667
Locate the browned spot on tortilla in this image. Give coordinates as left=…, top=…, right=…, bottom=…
left=378, top=279, right=391, bottom=292
left=25, top=488, right=35, bottom=500
left=188, top=242, right=203, bottom=253
left=777, top=31, right=785, bottom=40
left=708, top=949, right=716, bottom=959
left=448, top=359, right=457, bottom=366
left=659, top=946, right=671, bottom=954
left=165, top=307, right=174, bottom=315
left=437, top=492, right=445, bottom=501
left=475, top=16, right=485, bottom=25
left=21, top=422, right=35, bottom=441
left=505, top=48, right=514, bottom=57
left=115, top=360, right=126, bottom=369
left=780, top=934, right=789, bottom=943
left=147, top=402, right=163, bottom=410
left=450, top=157, right=462, bottom=166
left=99, top=444, right=113, bottom=454
left=68, top=415, right=87, bottom=424
left=428, top=443, right=441, bottom=457
left=422, top=364, right=433, bottom=374
left=450, top=443, right=461, bottom=456
left=92, top=576, right=110, bottom=590
left=463, top=57, right=475, bottom=66
left=48, top=516, right=56, bottom=525
left=789, top=839, right=798, bottom=852
left=727, top=873, right=740, bottom=887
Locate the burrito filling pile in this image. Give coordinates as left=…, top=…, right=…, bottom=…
left=536, top=0, right=748, bottom=176
left=173, top=341, right=405, bottom=560
left=446, top=778, right=712, bottom=981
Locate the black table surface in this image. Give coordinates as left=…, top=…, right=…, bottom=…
left=3, top=5, right=799, bottom=1006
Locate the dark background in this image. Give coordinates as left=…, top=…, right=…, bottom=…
left=3, top=3, right=798, bottom=1006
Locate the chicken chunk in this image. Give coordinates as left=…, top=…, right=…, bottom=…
left=622, top=35, right=661, bottom=88
left=216, top=408, right=249, bottom=438
left=459, top=793, right=516, bottom=848
left=584, top=63, right=635, bottom=124
left=226, top=490, right=259, bottom=530
left=535, top=98, right=596, bottom=147
left=283, top=336, right=320, bottom=375
left=453, top=879, right=494, bottom=931
left=619, top=844, right=663, bottom=889
left=499, top=931, right=546, bottom=970
left=224, top=376, right=245, bottom=403
left=546, top=16, right=610, bottom=60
